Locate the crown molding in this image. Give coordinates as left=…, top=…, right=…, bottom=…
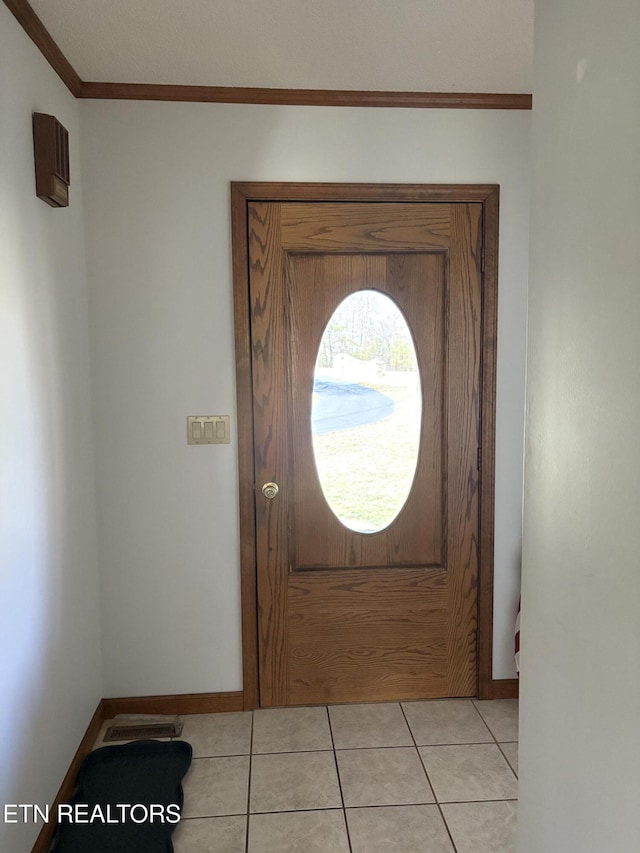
left=78, top=82, right=532, bottom=109
left=4, top=0, right=82, bottom=96
left=5, top=0, right=532, bottom=109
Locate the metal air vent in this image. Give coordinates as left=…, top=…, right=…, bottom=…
left=104, top=720, right=183, bottom=742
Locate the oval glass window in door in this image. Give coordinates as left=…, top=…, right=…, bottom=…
left=311, top=290, right=422, bottom=533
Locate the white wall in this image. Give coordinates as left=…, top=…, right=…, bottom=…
left=519, top=1, right=640, bottom=850
left=80, top=101, right=530, bottom=696
left=0, top=6, right=102, bottom=852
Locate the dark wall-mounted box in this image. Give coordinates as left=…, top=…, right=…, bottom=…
left=33, top=112, right=70, bottom=207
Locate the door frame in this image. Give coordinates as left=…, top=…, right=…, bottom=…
left=231, top=182, right=500, bottom=708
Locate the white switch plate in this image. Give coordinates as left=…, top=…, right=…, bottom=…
left=187, top=415, right=230, bottom=445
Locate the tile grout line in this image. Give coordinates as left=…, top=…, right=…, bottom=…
left=245, top=710, right=255, bottom=853
left=494, top=741, right=518, bottom=780
left=180, top=812, right=246, bottom=820
left=469, top=698, right=497, bottom=741
left=333, top=740, right=496, bottom=750
left=174, top=704, right=516, bottom=846
left=249, top=807, right=347, bottom=815
left=190, top=751, right=256, bottom=759
left=242, top=799, right=517, bottom=813
left=188, top=743, right=517, bottom=757
left=177, top=799, right=516, bottom=823
left=471, top=697, right=519, bottom=743
left=399, top=702, right=459, bottom=853
left=470, top=699, right=519, bottom=781
left=438, top=798, right=518, bottom=805
left=326, top=705, right=354, bottom=853
left=182, top=739, right=513, bottom=758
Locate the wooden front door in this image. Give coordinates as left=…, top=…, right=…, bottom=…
left=239, top=187, right=490, bottom=707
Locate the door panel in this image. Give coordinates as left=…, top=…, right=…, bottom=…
left=290, top=252, right=445, bottom=570
left=249, top=200, right=482, bottom=706
left=287, top=569, right=449, bottom=704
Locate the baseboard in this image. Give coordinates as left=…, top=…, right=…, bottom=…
left=28, top=680, right=514, bottom=851
left=30, top=691, right=244, bottom=851
left=31, top=699, right=105, bottom=853
left=102, top=690, right=244, bottom=718
left=489, top=678, right=519, bottom=699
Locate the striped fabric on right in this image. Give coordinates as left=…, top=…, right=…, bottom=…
left=515, top=597, right=521, bottom=675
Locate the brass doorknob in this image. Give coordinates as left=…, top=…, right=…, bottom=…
left=262, top=482, right=279, bottom=499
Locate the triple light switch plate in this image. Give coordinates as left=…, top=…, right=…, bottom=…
left=187, top=415, right=230, bottom=445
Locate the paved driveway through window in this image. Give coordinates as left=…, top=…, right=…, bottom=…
left=312, top=377, right=394, bottom=435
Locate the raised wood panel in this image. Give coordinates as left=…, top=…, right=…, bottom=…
left=289, top=630, right=448, bottom=653
left=288, top=568, right=448, bottom=612
left=288, top=624, right=448, bottom=705
left=280, top=202, right=451, bottom=250
left=289, top=252, right=446, bottom=570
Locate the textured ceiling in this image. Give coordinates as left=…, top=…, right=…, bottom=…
left=28, top=0, right=533, bottom=91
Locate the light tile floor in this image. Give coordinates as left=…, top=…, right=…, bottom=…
left=95, top=698, right=518, bottom=853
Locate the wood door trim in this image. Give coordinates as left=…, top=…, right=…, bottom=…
left=232, top=182, right=500, bottom=708
left=478, top=187, right=500, bottom=700
left=232, top=184, right=260, bottom=710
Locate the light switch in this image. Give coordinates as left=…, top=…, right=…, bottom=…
left=187, top=416, right=230, bottom=445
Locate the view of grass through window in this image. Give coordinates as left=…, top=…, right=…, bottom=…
left=311, top=290, right=422, bottom=533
